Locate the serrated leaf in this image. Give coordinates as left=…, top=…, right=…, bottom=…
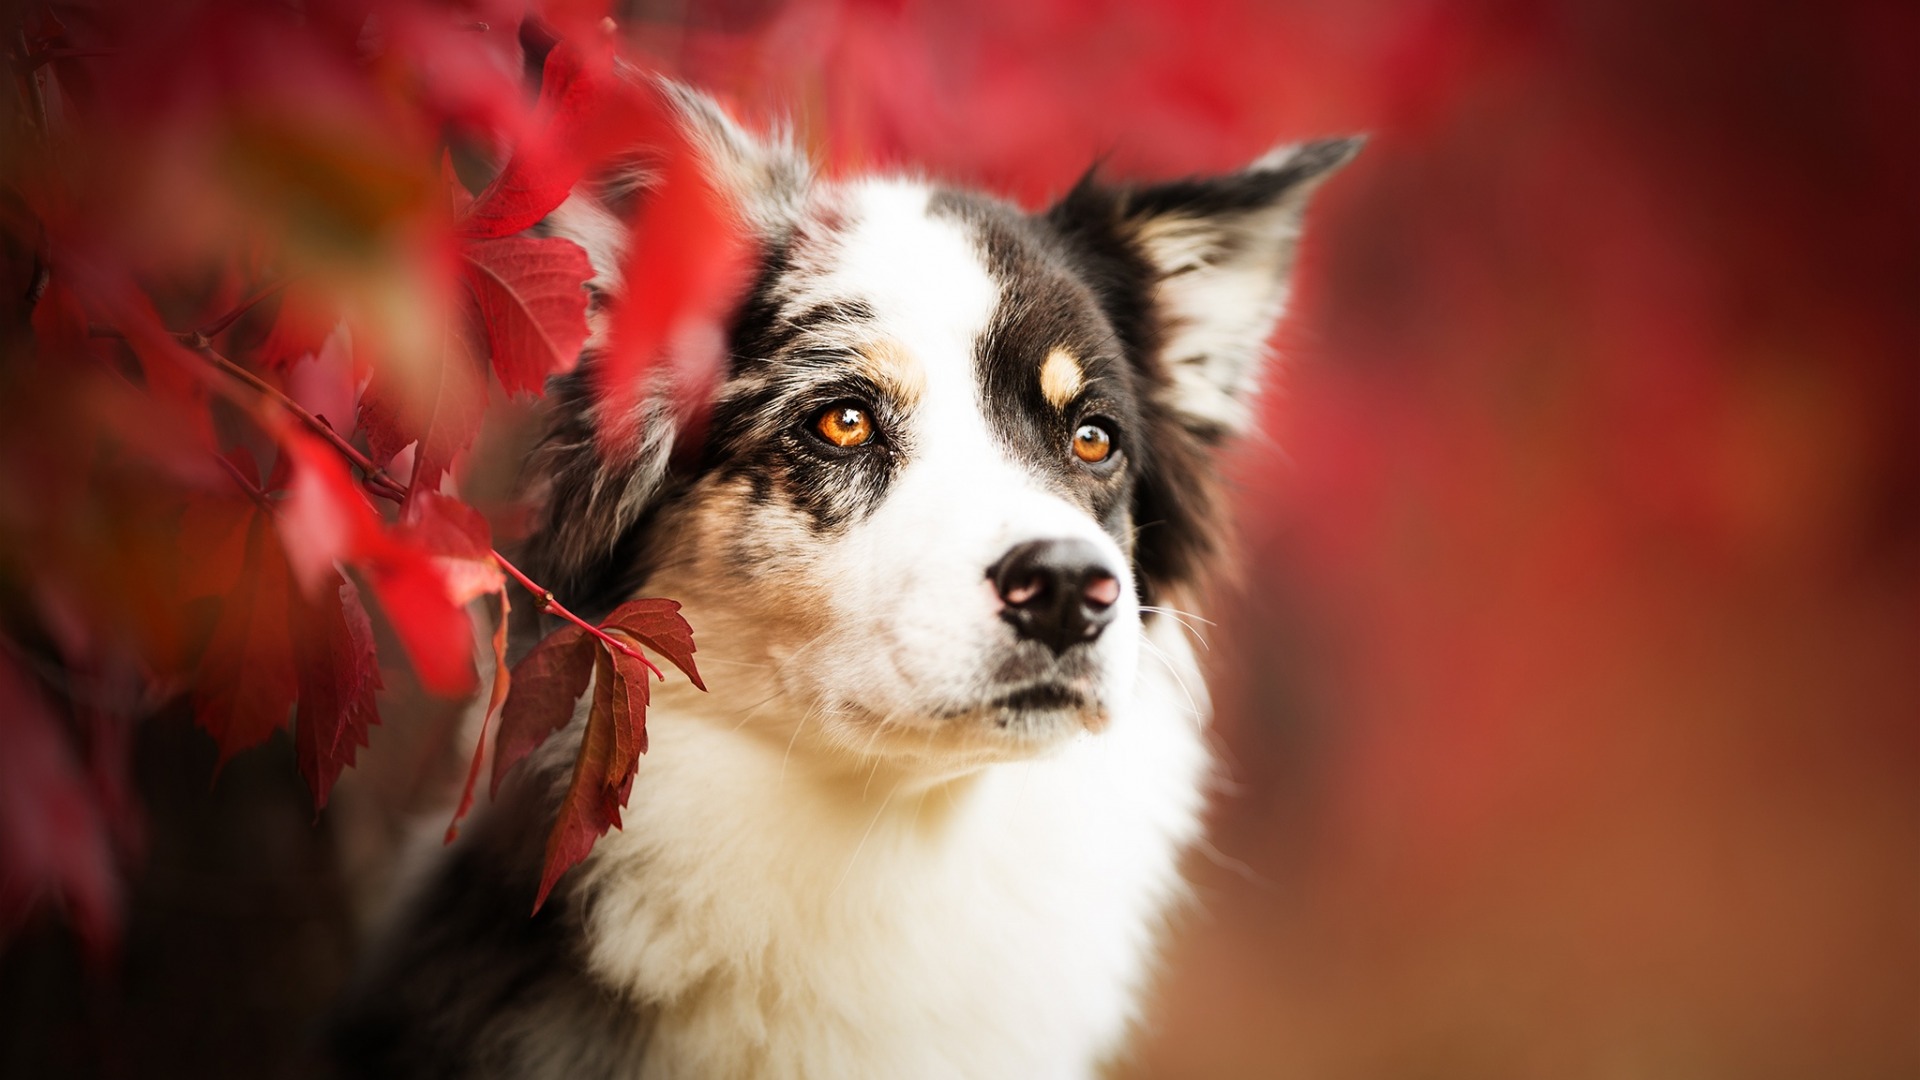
left=491, top=624, right=596, bottom=796
left=277, top=432, right=375, bottom=598
left=278, top=431, right=477, bottom=696
left=603, top=597, right=704, bottom=690
left=357, top=308, right=487, bottom=495
left=400, top=489, right=504, bottom=605
left=363, top=555, right=477, bottom=697
left=603, top=629, right=652, bottom=769
left=192, top=511, right=298, bottom=768
left=460, top=235, right=592, bottom=397
left=448, top=587, right=511, bottom=843
left=291, top=575, right=382, bottom=810
left=534, top=642, right=624, bottom=912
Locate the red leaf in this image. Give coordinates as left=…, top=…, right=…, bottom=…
left=257, top=285, right=339, bottom=372
left=30, top=276, right=91, bottom=362
left=448, top=588, right=513, bottom=843
left=277, top=432, right=378, bottom=598
left=192, top=510, right=298, bottom=768
left=603, top=597, right=704, bottom=690
left=357, top=311, right=488, bottom=495
left=534, top=641, right=644, bottom=912
left=278, top=432, right=477, bottom=696
left=291, top=575, right=383, bottom=811
left=400, top=489, right=505, bottom=604
left=460, top=36, right=670, bottom=240
left=460, top=235, right=593, bottom=397
left=602, top=629, right=653, bottom=766
left=99, top=286, right=216, bottom=453
left=599, top=131, right=757, bottom=455
left=0, top=652, right=120, bottom=959
left=179, top=456, right=264, bottom=599
left=362, top=555, right=477, bottom=697
left=491, top=624, right=595, bottom=796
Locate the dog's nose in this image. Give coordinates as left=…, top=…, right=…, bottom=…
left=988, top=539, right=1122, bottom=655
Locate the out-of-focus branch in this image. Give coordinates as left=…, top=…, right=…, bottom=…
left=179, top=301, right=664, bottom=680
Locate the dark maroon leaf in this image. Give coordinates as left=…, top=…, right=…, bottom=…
left=603, top=597, right=704, bottom=690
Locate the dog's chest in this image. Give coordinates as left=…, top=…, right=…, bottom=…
left=573, top=626, right=1211, bottom=1079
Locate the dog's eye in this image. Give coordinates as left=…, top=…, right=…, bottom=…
left=1072, top=422, right=1113, bottom=464
left=814, top=403, right=875, bottom=448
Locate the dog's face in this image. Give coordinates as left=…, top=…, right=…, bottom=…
left=526, top=88, right=1357, bottom=771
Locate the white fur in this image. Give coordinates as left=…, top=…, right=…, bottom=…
left=577, top=613, right=1209, bottom=1080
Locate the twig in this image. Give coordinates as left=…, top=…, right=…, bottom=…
left=178, top=302, right=664, bottom=681
left=492, top=555, right=662, bottom=679
left=184, top=335, right=407, bottom=503
left=213, top=454, right=274, bottom=513
left=195, top=279, right=289, bottom=339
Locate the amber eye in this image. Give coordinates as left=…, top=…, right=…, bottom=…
left=814, top=403, right=875, bottom=448
left=1072, top=422, right=1113, bottom=464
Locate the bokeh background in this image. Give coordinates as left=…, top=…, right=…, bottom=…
left=3, top=0, right=1916, bottom=1076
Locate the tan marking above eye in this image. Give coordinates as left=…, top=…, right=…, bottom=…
left=816, top=404, right=875, bottom=448
left=1072, top=423, right=1112, bottom=464
left=1040, top=347, right=1084, bottom=409
left=853, top=338, right=926, bottom=409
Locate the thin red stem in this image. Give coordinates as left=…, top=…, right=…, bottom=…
left=196, top=279, right=289, bottom=340
left=183, top=331, right=664, bottom=681
left=492, top=555, right=663, bottom=679
left=188, top=337, right=407, bottom=501
left=213, top=454, right=274, bottom=512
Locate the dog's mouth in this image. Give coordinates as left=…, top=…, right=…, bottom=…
left=988, top=682, right=1088, bottom=713
left=945, top=679, right=1108, bottom=738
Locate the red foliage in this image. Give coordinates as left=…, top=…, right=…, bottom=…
left=1, top=1, right=725, bottom=942
left=476, top=597, right=700, bottom=910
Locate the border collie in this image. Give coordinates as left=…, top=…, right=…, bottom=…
left=328, top=80, right=1357, bottom=1079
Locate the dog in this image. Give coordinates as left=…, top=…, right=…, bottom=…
left=327, top=79, right=1357, bottom=1079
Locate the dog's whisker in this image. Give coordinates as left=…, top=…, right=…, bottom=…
left=1139, top=637, right=1202, bottom=721
left=780, top=701, right=826, bottom=785
left=1138, top=605, right=1214, bottom=651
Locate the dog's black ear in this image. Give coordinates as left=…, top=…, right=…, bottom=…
left=1048, top=139, right=1360, bottom=599
left=1053, top=138, right=1362, bottom=437
left=519, top=82, right=807, bottom=607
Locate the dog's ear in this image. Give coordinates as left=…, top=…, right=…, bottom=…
left=520, top=82, right=807, bottom=608
left=1052, top=138, right=1363, bottom=437
left=1048, top=139, right=1360, bottom=600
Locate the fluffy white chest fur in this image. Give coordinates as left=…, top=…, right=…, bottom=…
left=575, top=613, right=1210, bottom=1080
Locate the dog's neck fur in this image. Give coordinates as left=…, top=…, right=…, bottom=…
left=548, top=605, right=1211, bottom=1079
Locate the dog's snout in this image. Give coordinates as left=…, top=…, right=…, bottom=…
left=988, top=539, right=1121, bottom=655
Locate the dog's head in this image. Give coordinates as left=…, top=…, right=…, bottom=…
left=522, top=85, right=1357, bottom=770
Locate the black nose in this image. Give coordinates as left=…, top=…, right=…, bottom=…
left=988, top=539, right=1122, bottom=655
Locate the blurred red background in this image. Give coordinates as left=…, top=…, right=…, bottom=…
left=3, top=0, right=1915, bottom=1076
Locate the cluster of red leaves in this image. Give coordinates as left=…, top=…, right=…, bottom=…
left=2, top=0, right=1390, bottom=951
left=0, top=0, right=751, bottom=947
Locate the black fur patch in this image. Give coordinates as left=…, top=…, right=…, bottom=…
left=324, top=773, right=653, bottom=1078
left=929, top=191, right=1143, bottom=549
left=702, top=219, right=908, bottom=535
